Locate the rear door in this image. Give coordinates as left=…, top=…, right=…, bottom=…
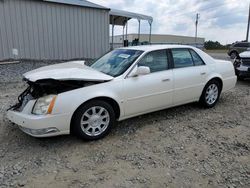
left=171, top=48, right=208, bottom=105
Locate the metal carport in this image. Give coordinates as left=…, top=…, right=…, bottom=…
left=109, top=9, right=153, bottom=49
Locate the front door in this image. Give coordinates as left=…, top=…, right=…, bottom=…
left=122, top=49, right=174, bottom=117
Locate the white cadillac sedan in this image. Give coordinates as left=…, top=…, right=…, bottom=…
left=7, top=45, right=237, bottom=140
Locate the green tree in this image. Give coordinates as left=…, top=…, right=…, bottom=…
left=204, top=40, right=227, bottom=50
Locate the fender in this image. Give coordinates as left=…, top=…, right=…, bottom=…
left=52, top=79, right=124, bottom=118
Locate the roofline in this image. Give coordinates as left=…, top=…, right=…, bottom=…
left=113, top=33, right=205, bottom=40
left=42, top=0, right=110, bottom=10
left=117, top=44, right=199, bottom=52
left=110, top=8, right=153, bottom=23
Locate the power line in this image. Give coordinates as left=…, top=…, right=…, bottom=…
left=171, top=1, right=235, bottom=18
left=161, top=8, right=247, bottom=27
left=199, top=9, right=247, bottom=21
left=162, top=0, right=219, bottom=15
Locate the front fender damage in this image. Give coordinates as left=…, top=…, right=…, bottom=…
left=8, top=78, right=107, bottom=112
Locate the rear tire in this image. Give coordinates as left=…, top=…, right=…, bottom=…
left=71, top=100, right=115, bottom=140
left=199, top=80, right=222, bottom=108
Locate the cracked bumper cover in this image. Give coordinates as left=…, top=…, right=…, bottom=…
left=235, top=65, right=250, bottom=77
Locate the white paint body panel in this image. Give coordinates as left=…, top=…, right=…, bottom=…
left=23, top=61, right=114, bottom=82
left=7, top=45, right=237, bottom=137
left=239, top=51, right=250, bottom=58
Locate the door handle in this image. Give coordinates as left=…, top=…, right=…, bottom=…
left=162, top=78, right=171, bottom=82
left=200, top=72, right=206, bottom=75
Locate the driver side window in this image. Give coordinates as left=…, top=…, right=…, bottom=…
left=137, top=50, right=168, bottom=73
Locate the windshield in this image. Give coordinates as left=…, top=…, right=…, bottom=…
left=91, top=49, right=143, bottom=77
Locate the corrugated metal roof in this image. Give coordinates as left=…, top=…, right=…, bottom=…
left=110, top=9, right=153, bottom=26
left=43, top=0, right=109, bottom=10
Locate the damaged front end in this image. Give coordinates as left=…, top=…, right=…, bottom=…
left=9, top=78, right=103, bottom=112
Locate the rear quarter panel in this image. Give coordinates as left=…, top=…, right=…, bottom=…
left=214, top=60, right=237, bottom=92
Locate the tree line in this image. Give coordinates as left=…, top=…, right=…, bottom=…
left=204, top=40, right=229, bottom=50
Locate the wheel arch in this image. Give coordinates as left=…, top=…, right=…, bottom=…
left=208, top=77, right=223, bottom=90
left=201, top=76, right=223, bottom=98
left=229, top=50, right=239, bottom=56
left=199, top=76, right=223, bottom=107
left=70, top=96, right=121, bottom=134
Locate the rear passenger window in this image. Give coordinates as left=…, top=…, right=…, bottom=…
left=234, top=43, right=241, bottom=47
left=189, top=50, right=204, bottom=66
left=172, top=49, right=193, bottom=68
left=234, top=43, right=249, bottom=47
left=138, top=50, right=168, bottom=73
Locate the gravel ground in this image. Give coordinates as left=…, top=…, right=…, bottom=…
left=0, top=57, right=250, bottom=188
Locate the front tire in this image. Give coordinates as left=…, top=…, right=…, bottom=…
left=71, top=100, right=115, bottom=140
left=230, top=51, right=238, bottom=59
left=199, top=80, right=222, bottom=108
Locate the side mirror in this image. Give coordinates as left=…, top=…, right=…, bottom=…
left=129, top=66, right=150, bottom=77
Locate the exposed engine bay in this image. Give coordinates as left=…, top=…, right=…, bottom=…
left=9, top=78, right=104, bottom=111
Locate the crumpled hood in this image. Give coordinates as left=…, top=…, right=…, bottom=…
left=23, top=61, right=114, bottom=82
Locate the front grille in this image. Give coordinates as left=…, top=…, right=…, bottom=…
left=241, top=58, right=250, bottom=66
left=18, top=94, right=33, bottom=111
left=8, top=86, right=34, bottom=112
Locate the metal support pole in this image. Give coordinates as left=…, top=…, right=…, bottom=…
left=149, top=22, right=152, bottom=44
left=246, top=3, right=250, bottom=41
left=195, top=13, right=200, bottom=47
left=111, top=24, right=114, bottom=50
left=122, top=25, right=125, bottom=47
left=138, top=19, right=141, bottom=42
left=111, top=16, right=115, bottom=50
left=126, top=18, right=128, bottom=40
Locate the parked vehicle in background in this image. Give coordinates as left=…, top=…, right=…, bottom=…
left=7, top=45, right=237, bottom=140
left=234, top=51, right=250, bottom=80
left=228, top=42, right=250, bottom=59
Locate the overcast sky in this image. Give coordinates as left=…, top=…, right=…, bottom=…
left=91, top=0, right=249, bottom=44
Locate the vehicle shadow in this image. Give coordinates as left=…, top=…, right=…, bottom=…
left=2, top=83, right=238, bottom=150
left=2, top=102, right=203, bottom=147
left=237, top=79, right=250, bottom=86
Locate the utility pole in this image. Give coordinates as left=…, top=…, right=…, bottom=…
left=195, top=13, right=200, bottom=46
left=246, top=3, right=250, bottom=42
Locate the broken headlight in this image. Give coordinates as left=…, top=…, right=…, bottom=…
left=32, top=95, right=57, bottom=115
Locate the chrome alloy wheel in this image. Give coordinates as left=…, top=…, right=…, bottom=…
left=80, top=106, right=110, bottom=136
left=205, top=84, right=219, bottom=105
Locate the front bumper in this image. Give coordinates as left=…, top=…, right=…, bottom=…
left=7, top=110, right=71, bottom=137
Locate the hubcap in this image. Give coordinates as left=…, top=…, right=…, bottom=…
left=80, top=106, right=110, bottom=136
left=205, top=84, right=219, bottom=105
left=231, top=52, right=236, bottom=59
